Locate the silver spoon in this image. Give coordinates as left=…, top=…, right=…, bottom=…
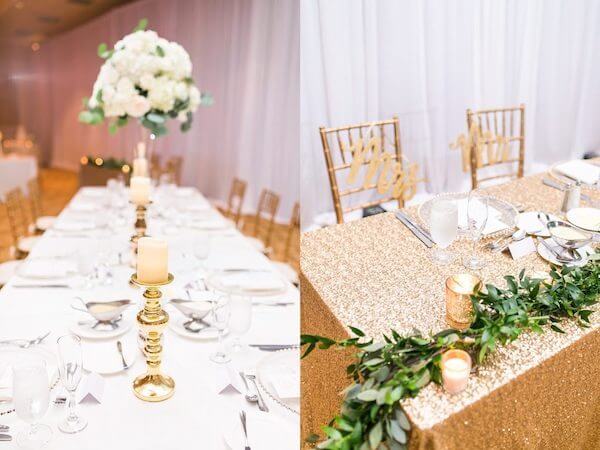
left=239, top=372, right=258, bottom=403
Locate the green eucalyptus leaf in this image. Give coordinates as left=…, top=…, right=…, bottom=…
left=389, top=421, right=407, bottom=444
left=133, top=18, right=148, bottom=32
left=368, top=422, right=382, bottom=450
left=156, top=45, right=165, bottom=57
left=356, top=390, right=378, bottom=402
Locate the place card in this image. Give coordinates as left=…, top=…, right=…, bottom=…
left=76, top=372, right=105, bottom=404
left=508, top=236, right=536, bottom=260
left=214, top=364, right=244, bottom=395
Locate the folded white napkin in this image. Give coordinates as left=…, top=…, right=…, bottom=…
left=53, top=220, right=95, bottom=232
left=19, top=260, right=76, bottom=278
left=220, top=273, right=284, bottom=292
left=457, top=198, right=508, bottom=235
left=268, top=365, right=299, bottom=399
left=555, top=160, right=600, bottom=185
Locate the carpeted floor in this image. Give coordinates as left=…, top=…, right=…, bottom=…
left=1, top=169, right=299, bottom=271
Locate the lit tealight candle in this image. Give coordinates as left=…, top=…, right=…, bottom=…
left=130, top=176, right=150, bottom=205
left=132, top=157, right=148, bottom=177
left=136, top=237, right=168, bottom=284
left=441, top=349, right=472, bottom=394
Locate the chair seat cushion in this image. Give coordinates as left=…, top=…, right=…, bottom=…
left=272, top=261, right=299, bottom=284
left=36, top=216, right=56, bottom=231
left=17, top=236, right=40, bottom=254
left=0, top=260, right=21, bottom=286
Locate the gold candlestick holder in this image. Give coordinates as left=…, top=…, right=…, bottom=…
left=129, top=201, right=151, bottom=267
left=129, top=272, right=175, bottom=402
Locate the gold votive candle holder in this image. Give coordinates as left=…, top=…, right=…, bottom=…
left=441, top=349, right=472, bottom=394
left=445, top=273, right=480, bottom=331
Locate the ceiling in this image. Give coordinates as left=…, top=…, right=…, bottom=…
left=0, top=0, right=133, bottom=51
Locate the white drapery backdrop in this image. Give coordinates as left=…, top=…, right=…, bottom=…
left=12, top=0, right=299, bottom=219
left=301, top=0, right=600, bottom=227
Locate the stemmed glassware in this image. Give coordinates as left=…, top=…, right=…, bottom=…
left=228, top=295, right=252, bottom=352
left=210, top=294, right=231, bottom=364
left=429, top=198, right=458, bottom=264
left=12, top=360, right=52, bottom=448
left=56, top=334, right=87, bottom=433
left=462, top=190, right=489, bottom=270
left=194, top=235, right=211, bottom=270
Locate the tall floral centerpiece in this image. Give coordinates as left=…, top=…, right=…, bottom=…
left=79, top=19, right=212, bottom=170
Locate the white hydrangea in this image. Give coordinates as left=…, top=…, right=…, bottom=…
left=86, top=28, right=201, bottom=122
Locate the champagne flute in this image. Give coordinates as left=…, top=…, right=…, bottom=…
left=429, top=199, right=458, bottom=264
left=57, top=334, right=87, bottom=433
left=12, top=360, right=52, bottom=448
left=462, top=190, right=489, bottom=270
left=210, top=294, right=231, bottom=364
left=228, top=295, right=252, bottom=352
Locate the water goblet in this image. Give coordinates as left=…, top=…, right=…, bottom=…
left=12, top=360, right=52, bottom=448
left=57, top=334, right=87, bottom=433
left=210, top=294, right=231, bottom=364
left=462, top=190, right=489, bottom=270
left=429, top=198, right=458, bottom=264
left=228, top=295, right=252, bottom=352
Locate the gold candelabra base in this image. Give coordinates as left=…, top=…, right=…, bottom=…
left=130, top=272, right=175, bottom=402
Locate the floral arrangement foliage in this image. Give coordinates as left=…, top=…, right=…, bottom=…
left=79, top=19, right=213, bottom=137
left=301, top=255, right=600, bottom=450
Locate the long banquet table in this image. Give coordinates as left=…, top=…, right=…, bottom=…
left=301, top=172, right=600, bottom=450
left=0, top=186, right=299, bottom=449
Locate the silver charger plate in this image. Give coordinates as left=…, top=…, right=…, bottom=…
left=256, top=348, right=300, bottom=415
left=418, top=192, right=518, bottom=239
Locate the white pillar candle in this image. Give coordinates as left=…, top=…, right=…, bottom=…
left=132, top=157, right=148, bottom=177
left=137, top=237, right=168, bottom=284
left=441, top=349, right=471, bottom=394
left=137, top=142, right=146, bottom=158
left=130, top=176, right=150, bottom=205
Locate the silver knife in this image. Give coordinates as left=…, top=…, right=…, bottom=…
left=394, top=211, right=434, bottom=248
left=542, top=178, right=592, bottom=202
left=0, top=434, right=11, bottom=442
left=11, top=284, right=71, bottom=289
left=250, top=344, right=299, bottom=351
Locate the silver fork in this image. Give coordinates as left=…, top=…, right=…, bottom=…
left=0, top=331, right=50, bottom=349
left=239, top=410, right=251, bottom=450
left=239, top=372, right=258, bottom=403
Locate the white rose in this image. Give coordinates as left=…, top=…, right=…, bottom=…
left=174, top=82, right=188, bottom=100
left=139, top=74, right=156, bottom=91
left=102, top=84, right=116, bottom=103
left=116, top=77, right=135, bottom=95
left=177, top=111, right=188, bottom=122
left=125, top=95, right=151, bottom=118
left=188, top=85, right=201, bottom=111
left=98, top=62, right=119, bottom=85
left=147, top=78, right=175, bottom=112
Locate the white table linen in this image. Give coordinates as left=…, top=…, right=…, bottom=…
left=0, top=155, right=37, bottom=197
left=0, top=186, right=299, bottom=450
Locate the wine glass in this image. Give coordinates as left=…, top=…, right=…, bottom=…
left=12, top=360, right=52, bottom=448
left=210, top=294, right=231, bottom=364
left=56, top=334, right=87, bottom=433
left=462, top=190, right=489, bottom=270
left=429, top=199, right=458, bottom=264
left=228, top=295, right=252, bottom=352
left=76, top=250, right=95, bottom=289
left=194, top=235, right=211, bottom=269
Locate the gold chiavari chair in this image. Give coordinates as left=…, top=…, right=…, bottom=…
left=319, top=117, right=404, bottom=224
left=466, top=104, right=525, bottom=189
left=246, top=189, right=280, bottom=254
left=165, top=156, right=183, bottom=185
left=221, top=178, right=247, bottom=227
left=272, top=202, right=300, bottom=285
left=0, top=203, right=21, bottom=288
left=27, top=177, right=56, bottom=233
left=5, top=188, right=40, bottom=258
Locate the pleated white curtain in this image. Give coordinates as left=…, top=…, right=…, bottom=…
left=13, top=0, right=299, bottom=219
left=301, top=0, right=600, bottom=227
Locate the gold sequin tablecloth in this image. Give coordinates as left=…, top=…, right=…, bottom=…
left=301, top=173, right=600, bottom=450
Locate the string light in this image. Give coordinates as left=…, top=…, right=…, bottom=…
left=80, top=156, right=88, bottom=164
left=31, top=42, right=40, bottom=52
left=121, top=165, right=131, bottom=173
left=95, top=157, right=103, bottom=166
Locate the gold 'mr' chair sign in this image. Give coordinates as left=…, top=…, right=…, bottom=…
left=450, top=104, right=525, bottom=189
left=320, top=117, right=424, bottom=224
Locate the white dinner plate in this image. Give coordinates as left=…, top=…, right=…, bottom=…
left=81, top=338, right=138, bottom=375
left=516, top=211, right=561, bottom=237
left=224, top=412, right=299, bottom=450
left=53, top=220, right=96, bottom=232
left=206, top=272, right=287, bottom=297
left=536, top=238, right=590, bottom=267
left=17, top=259, right=77, bottom=279
left=169, top=316, right=228, bottom=341
left=69, top=203, right=99, bottom=213
left=70, top=317, right=133, bottom=340
left=257, top=348, right=300, bottom=414
left=188, top=219, right=232, bottom=231
left=566, top=207, right=600, bottom=232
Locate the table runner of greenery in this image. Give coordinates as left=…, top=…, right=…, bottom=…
left=301, top=253, right=600, bottom=450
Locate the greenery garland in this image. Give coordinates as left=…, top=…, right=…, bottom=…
left=301, top=253, right=600, bottom=450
